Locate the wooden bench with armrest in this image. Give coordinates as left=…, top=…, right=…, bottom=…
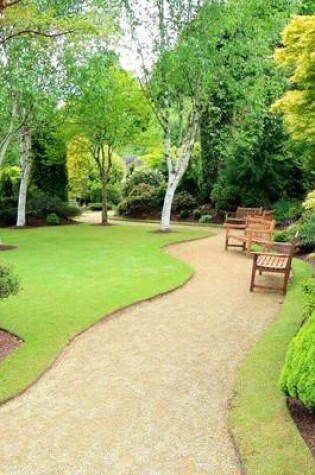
left=224, top=207, right=263, bottom=229
left=225, top=216, right=276, bottom=256
left=250, top=236, right=298, bottom=295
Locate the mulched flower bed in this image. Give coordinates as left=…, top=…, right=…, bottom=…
left=0, top=245, right=16, bottom=251
left=288, top=399, right=315, bottom=458
left=0, top=329, right=22, bottom=363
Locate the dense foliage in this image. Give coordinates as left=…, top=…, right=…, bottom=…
left=0, top=264, right=20, bottom=299
left=280, top=308, right=315, bottom=409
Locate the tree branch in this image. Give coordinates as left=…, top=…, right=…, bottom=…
left=0, top=29, right=75, bottom=45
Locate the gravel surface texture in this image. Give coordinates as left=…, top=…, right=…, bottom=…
left=0, top=227, right=282, bottom=474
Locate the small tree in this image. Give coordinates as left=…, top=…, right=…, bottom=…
left=67, top=53, right=149, bottom=224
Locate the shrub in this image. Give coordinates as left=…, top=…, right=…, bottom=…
left=280, top=309, right=315, bottom=410
left=0, top=264, right=20, bottom=299
left=123, top=169, right=165, bottom=197
left=173, top=191, right=196, bottom=212
left=179, top=209, right=189, bottom=220
left=27, top=190, right=81, bottom=220
left=273, top=227, right=297, bottom=243
left=302, top=279, right=315, bottom=318
left=199, top=214, right=212, bottom=223
left=88, top=202, right=103, bottom=211
left=46, top=213, right=60, bottom=226
left=298, top=213, right=315, bottom=253
left=193, top=209, right=202, bottom=221
left=0, top=197, right=17, bottom=225
left=273, top=199, right=303, bottom=224
left=117, top=184, right=160, bottom=217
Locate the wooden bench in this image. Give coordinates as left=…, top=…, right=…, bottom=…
left=250, top=236, right=298, bottom=295
left=225, top=216, right=276, bottom=256
left=225, top=207, right=263, bottom=228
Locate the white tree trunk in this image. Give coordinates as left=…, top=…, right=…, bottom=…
left=0, top=94, right=19, bottom=167
left=16, top=123, right=32, bottom=227
left=161, top=173, right=180, bottom=231
left=160, top=105, right=200, bottom=232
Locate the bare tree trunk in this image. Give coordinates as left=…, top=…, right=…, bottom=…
left=16, top=120, right=32, bottom=227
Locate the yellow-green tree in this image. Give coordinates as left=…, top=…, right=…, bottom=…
left=272, top=15, right=315, bottom=141
left=67, top=136, right=94, bottom=202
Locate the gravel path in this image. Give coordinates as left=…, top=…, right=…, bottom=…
left=0, top=228, right=282, bottom=475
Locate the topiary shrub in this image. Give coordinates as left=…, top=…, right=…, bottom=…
left=0, top=264, right=20, bottom=299
left=173, top=191, right=196, bottom=212
left=46, top=213, right=60, bottom=226
left=280, top=309, right=315, bottom=410
left=199, top=214, right=212, bottom=223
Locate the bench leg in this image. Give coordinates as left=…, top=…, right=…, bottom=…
left=250, top=259, right=258, bottom=292
left=283, top=269, right=291, bottom=295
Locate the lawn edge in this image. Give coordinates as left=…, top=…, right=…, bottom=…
left=229, top=258, right=315, bottom=475
left=0, top=231, right=213, bottom=407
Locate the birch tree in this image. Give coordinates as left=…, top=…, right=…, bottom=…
left=122, top=0, right=227, bottom=230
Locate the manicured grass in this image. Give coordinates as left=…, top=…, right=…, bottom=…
left=0, top=223, right=211, bottom=403
left=230, top=259, right=315, bottom=475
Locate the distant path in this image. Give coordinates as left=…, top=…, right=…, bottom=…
left=0, top=227, right=281, bottom=474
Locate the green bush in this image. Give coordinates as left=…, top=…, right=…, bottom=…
left=179, top=209, right=190, bottom=220
left=280, top=309, right=315, bottom=410
left=199, top=214, right=212, bottom=223
left=193, top=209, right=202, bottom=221
left=0, top=264, right=20, bottom=299
left=173, top=191, right=196, bottom=212
left=298, top=213, right=315, bottom=253
left=27, top=190, right=81, bottom=220
left=46, top=213, right=60, bottom=226
left=0, top=197, right=17, bottom=225
left=302, top=279, right=315, bottom=318
left=123, top=169, right=165, bottom=197
left=88, top=202, right=103, bottom=211
left=273, top=199, right=303, bottom=224
left=117, top=184, right=160, bottom=217
left=273, top=228, right=297, bottom=243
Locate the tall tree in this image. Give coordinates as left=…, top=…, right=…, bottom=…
left=67, top=53, right=149, bottom=224
left=123, top=0, right=232, bottom=230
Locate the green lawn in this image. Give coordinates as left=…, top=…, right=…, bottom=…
left=0, top=223, right=211, bottom=403
left=230, top=259, right=315, bottom=475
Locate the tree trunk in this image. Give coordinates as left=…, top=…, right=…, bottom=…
left=16, top=122, right=32, bottom=227
left=0, top=94, right=19, bottom=167
left=160, top=173, right=180, bottom=231
left=101, top=170, right=108, bottom=225
left=160, top=105, right=200, bottom=232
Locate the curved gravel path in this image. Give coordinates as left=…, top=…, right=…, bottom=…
left=0, top=228, right=282, bottom=475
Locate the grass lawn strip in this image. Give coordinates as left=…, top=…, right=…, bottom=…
left=230, top=259, right=315, bottom=475
left=0, top=223, right=211, bottom=404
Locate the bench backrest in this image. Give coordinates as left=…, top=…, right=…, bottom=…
left=236, top=207, right=263, bottom=218
left=262, top=209, right=276, bottom=221
left=246, top=217, right=276, bottom=241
